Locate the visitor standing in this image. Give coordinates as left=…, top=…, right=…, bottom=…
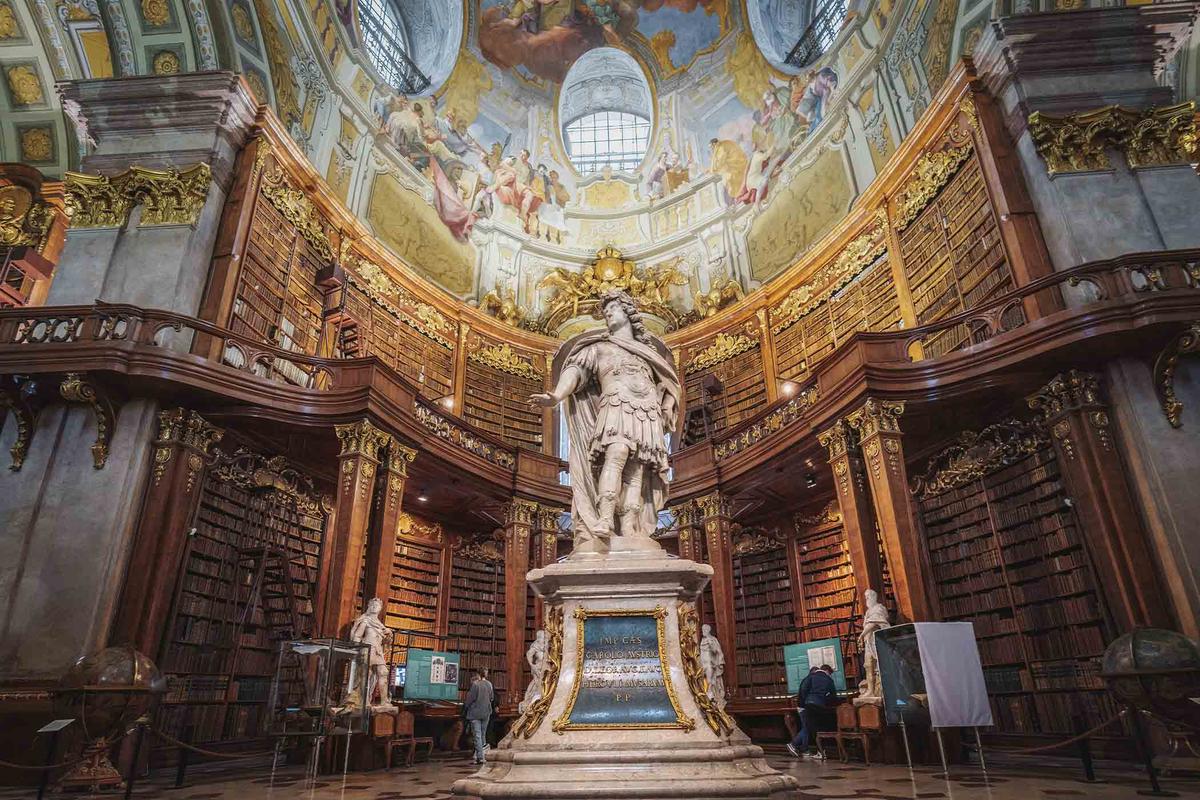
left=464, top=667, right=495, bottom=764
left=788, top=664, right=836, bottom=758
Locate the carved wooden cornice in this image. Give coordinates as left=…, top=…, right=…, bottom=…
left=58, top=372, right=116, bottom=468
left=342, top=244, right=455, bottom=349
left=771, top=215, right=889, bottom=334
left=468, top=342, right=543, bottom=381
left=64, top=164, right=212, bottom=229
left=208, top=447, right=326, bottom=516
left=684, top=332, right=757, bottom=374
left=1153, top=322, right=1200, bottom=429
left=846, top=398, right=905, bottom=440
left=892, top=144, right=973, bottom=230
left=713, top=388, right=818, bottom=461
left=335, top=418, right=391, bottom=460
left=911, top=418, right=1048, bottom=499
left=1028, top=102, right=1198, bottom=176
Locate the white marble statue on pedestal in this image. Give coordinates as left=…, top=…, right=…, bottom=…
left=530, top=290, right=681, bottom=554
left=699, top=623, right=728, bottom=710
left=350, top=597, right=395, bottom=710
left=854, top=588, right=891, bottom=707
left=518, top=629, right=549, bottom=714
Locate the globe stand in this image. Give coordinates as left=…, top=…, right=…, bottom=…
left=58, top=736, right=125, bottom=793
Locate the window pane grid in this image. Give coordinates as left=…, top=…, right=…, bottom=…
left=564, top=111, right=650, bottom=174
left=358, top=0, right=430, bottom=93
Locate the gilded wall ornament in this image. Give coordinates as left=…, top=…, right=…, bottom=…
left=535, top=248, right=690, bottom=331
left=258, top=150, right=333, bottom=260
left=713, top=388, right=818, bottom=460
left=1027, top=106, right=1135, bottom=176
left=511, top=604, right=563, bottom=738
left=685, top=332, right=757, bottom=374
left=152, top=49, right=181, bottom=74
left=414, top=402, right=516, bottom=468
left=5, top=64, right=44, bottom=106
left=468, top=342, right=542, bottom=381
left=678, top=602, right=736, bottom=736
left=0, top=382, right=36, bottom=471
left=480, top=283, right=526, bottom=328
left=910, top=418, right=1047, bottom=498
left=454, top=534, right=505, bottom=564
left=335, top=418, right=391, bottom=460
left=140, top=0, right=169, bottom=26
left=795, top=500, right=843, bottom=528
left=693, top=278, right=745, bottom=319
left=59, top=372, right=115, bottom=469
left=209, top=447, right=324, bottom=515
left=893, top=144, right=973, bottom=229
left=18, top=127, right=53, bottom=162
left=1125, top=102, right=1198, bottom=169
left=0, top=2, right=21, bottom=39
left=64, top=172, right=131, bottom=229
left=1153, top=322, right=1200, bottom=429
left=64, top=164, right=212, bottom=228
left=0, top=185, right=53, bottom=249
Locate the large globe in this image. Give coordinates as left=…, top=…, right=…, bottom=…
left=1101, top=628, right=1200, bottom=730
left=55, top=646, right=167, bottom=741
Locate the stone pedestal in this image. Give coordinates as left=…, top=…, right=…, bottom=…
left=453, top=547, right=798, bottom=799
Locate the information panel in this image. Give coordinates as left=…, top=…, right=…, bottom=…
left=405, top=649, right=461, bottom=701
left=553, top=607, right=693, bottom=731
left=784, top=638, right=847, bottom=693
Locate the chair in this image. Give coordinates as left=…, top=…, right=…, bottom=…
left=836, top=704, right=878, bottom=765
left=386, top=709, right=435, bottom=768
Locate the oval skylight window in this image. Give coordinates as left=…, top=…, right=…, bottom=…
left=559, top=48, right=654, bottom=175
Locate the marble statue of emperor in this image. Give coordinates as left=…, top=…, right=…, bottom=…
left=531, top=290, right=681, bottom=553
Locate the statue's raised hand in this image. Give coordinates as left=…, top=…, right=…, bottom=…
left=529, top=392, right=556, bottom=409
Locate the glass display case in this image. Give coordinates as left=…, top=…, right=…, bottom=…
left=268, top=638, right=371, bottom=738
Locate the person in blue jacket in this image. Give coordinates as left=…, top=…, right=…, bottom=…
left=787, top=664, right=836, bottom=758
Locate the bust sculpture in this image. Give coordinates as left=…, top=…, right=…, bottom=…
left=854, top=589, right=891, bottom=707
left=699, top=623, right=727, bottom=710
left=531, top=290, right=681, bottom=554
left=350, top=597, right=395, bottom=710
left=519, top=629, right=549, bottom=714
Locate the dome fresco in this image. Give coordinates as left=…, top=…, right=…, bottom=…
left=746, top=0, right=808, bottom=73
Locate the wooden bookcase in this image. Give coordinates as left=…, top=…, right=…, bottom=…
left=447, top=550, right=507, bottom=697
left=917, top=438, right=1119, bottom=736
left=898, top=154, right=1015, bottom=359
left=387, top=535, right=444, bottom=652
left=683, top=346, right=768, bottom=439
left=463, top=337, right=546, bottom=452
left=335, top=281, right=454, bottom=402
left=732, top=545, right=792, bottom=698
left=157, top=451, right=327, bottom=745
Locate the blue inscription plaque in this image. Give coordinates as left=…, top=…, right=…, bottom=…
left=553, top=606, right=694, bottom=731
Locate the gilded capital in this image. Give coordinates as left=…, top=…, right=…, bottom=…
left=504, top=497, right=539, bottom=527
left=335, top=419, right=391, bottom=460
left=156, top=408, right=224, bottom=453
left=846, top=398, right=905, bottom=440
left=817, top=418, right=855, bottom=460
left=64, top=172, right=134, bottom=229
left=1027, top=370, right=1103, bottom=421
left=1125, top=102, right=1197, bottom=169
left=64, top=163, right=213, bottom=229
left=385, top=442, right=418, bottom=475
left=695, top=491, right=729, bottom=520
left=1028, top=103, right=1197, bottom=176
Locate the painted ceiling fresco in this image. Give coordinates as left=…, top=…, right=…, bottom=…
left=478, top=0, right=732, bottom=83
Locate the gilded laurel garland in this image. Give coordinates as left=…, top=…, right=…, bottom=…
left=1028, top=103, right=1197, bottom=176
left=511, top=604, right=563, bottom=738
left=58, top=373, right=115, bottom=469
left=1152, top=323, right=1200, bottom=429
left=893, top=144, right=973, bottom=229
left=468, top=342, right=543, bottom=381
left=713, top=388, right=818, bottom=460
left=64, top=164, right=212, bottom=229
left=772, top=217, right=889, bottom=334
left=685, top=332, right=757, bottom=374
left=413, top=402, right=516, bottom=468
left=678, top=602, right=736, bottom=736
left=910, top=418, right=1048, bottom=498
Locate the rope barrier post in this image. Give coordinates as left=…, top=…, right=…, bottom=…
left=1132, top=708, right=1178, bottom=798
left=35, top=730, right=60, bottom=800
left=123, top=717, right=148, bottom=800
left=1072, top=712, right=1097, bottom=783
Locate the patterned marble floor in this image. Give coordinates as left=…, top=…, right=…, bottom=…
left=5, top=749, right=1199, bottom=799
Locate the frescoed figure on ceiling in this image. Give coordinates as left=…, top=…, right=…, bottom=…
left=479, top=0, right=728, bottom=83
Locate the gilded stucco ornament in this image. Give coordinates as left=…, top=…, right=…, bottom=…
left=257, top=142, right=333, bottom=260
left=678, top=602, right=736, bottom=736
left=19, top=127, right=53, bottom=162
left=893, top=144, right=973, bottom=229
left=1125, top=102, right=1198, bottom=169
left=1153, top=322, right=1200, bottom=429
left=468, top=342, right=542, bottom=381
left=511, top=604, right=563, bottom=738
left=1028, top=106, right=1136, bottom=176
left=535, top=248, right=690, bottom=331
left=910, top=418, right=1047, bottom=498
left=152, top=50, right=181, bottom=74
left=59, top=373, right=116, bottom=469
left=0, top=381, right=37, bottom=471
left=480, top=282, right=526, bottom=327
left=685, top=332, right=757, bottom=373
left=5, top=64, right=44, bottom=106
left=0, top=185, right=54, bottom=249
left=64, top=164, right=212, bottom=228
left=64, top=172, right=132, bottom=229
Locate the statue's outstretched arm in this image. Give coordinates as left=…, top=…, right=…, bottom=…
left=530, top=365, right=584, bottom=408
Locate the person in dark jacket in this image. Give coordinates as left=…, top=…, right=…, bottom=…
left=787, top=664, right=836, bottom=757
left=463, top=667, right=494, bottom=764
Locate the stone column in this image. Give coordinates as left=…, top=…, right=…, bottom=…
left=846, top=399, right=934, bottom=622
left=818, top=418, right=885, bottom=601
left=502, top=498, right=537, bottom=705
left=109, top=409, right=223, bottom=658
left=319, top=419, right=391, bottom=637
left=972, top=4, right=1200, bottom=269
left=1027, top=371, right=1174, bottom=632
left=52, top=72, right=258, bottom=315
left=696, top=491, right=738, bottom=691
left=363, top=442, right=417, bottom=607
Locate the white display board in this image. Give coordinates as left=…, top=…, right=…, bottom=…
left=914, top=622, right=994, bottom=729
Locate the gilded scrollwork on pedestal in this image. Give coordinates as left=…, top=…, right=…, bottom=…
left=511, top=603, right=563, bottom=738
left=59, top=373, right=116, bottom=469
left=1153, top=322, right=1200, bottom=429
left=678, top=602, right=736, bottom=736
left=64, top=164, right=212, bottom=229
